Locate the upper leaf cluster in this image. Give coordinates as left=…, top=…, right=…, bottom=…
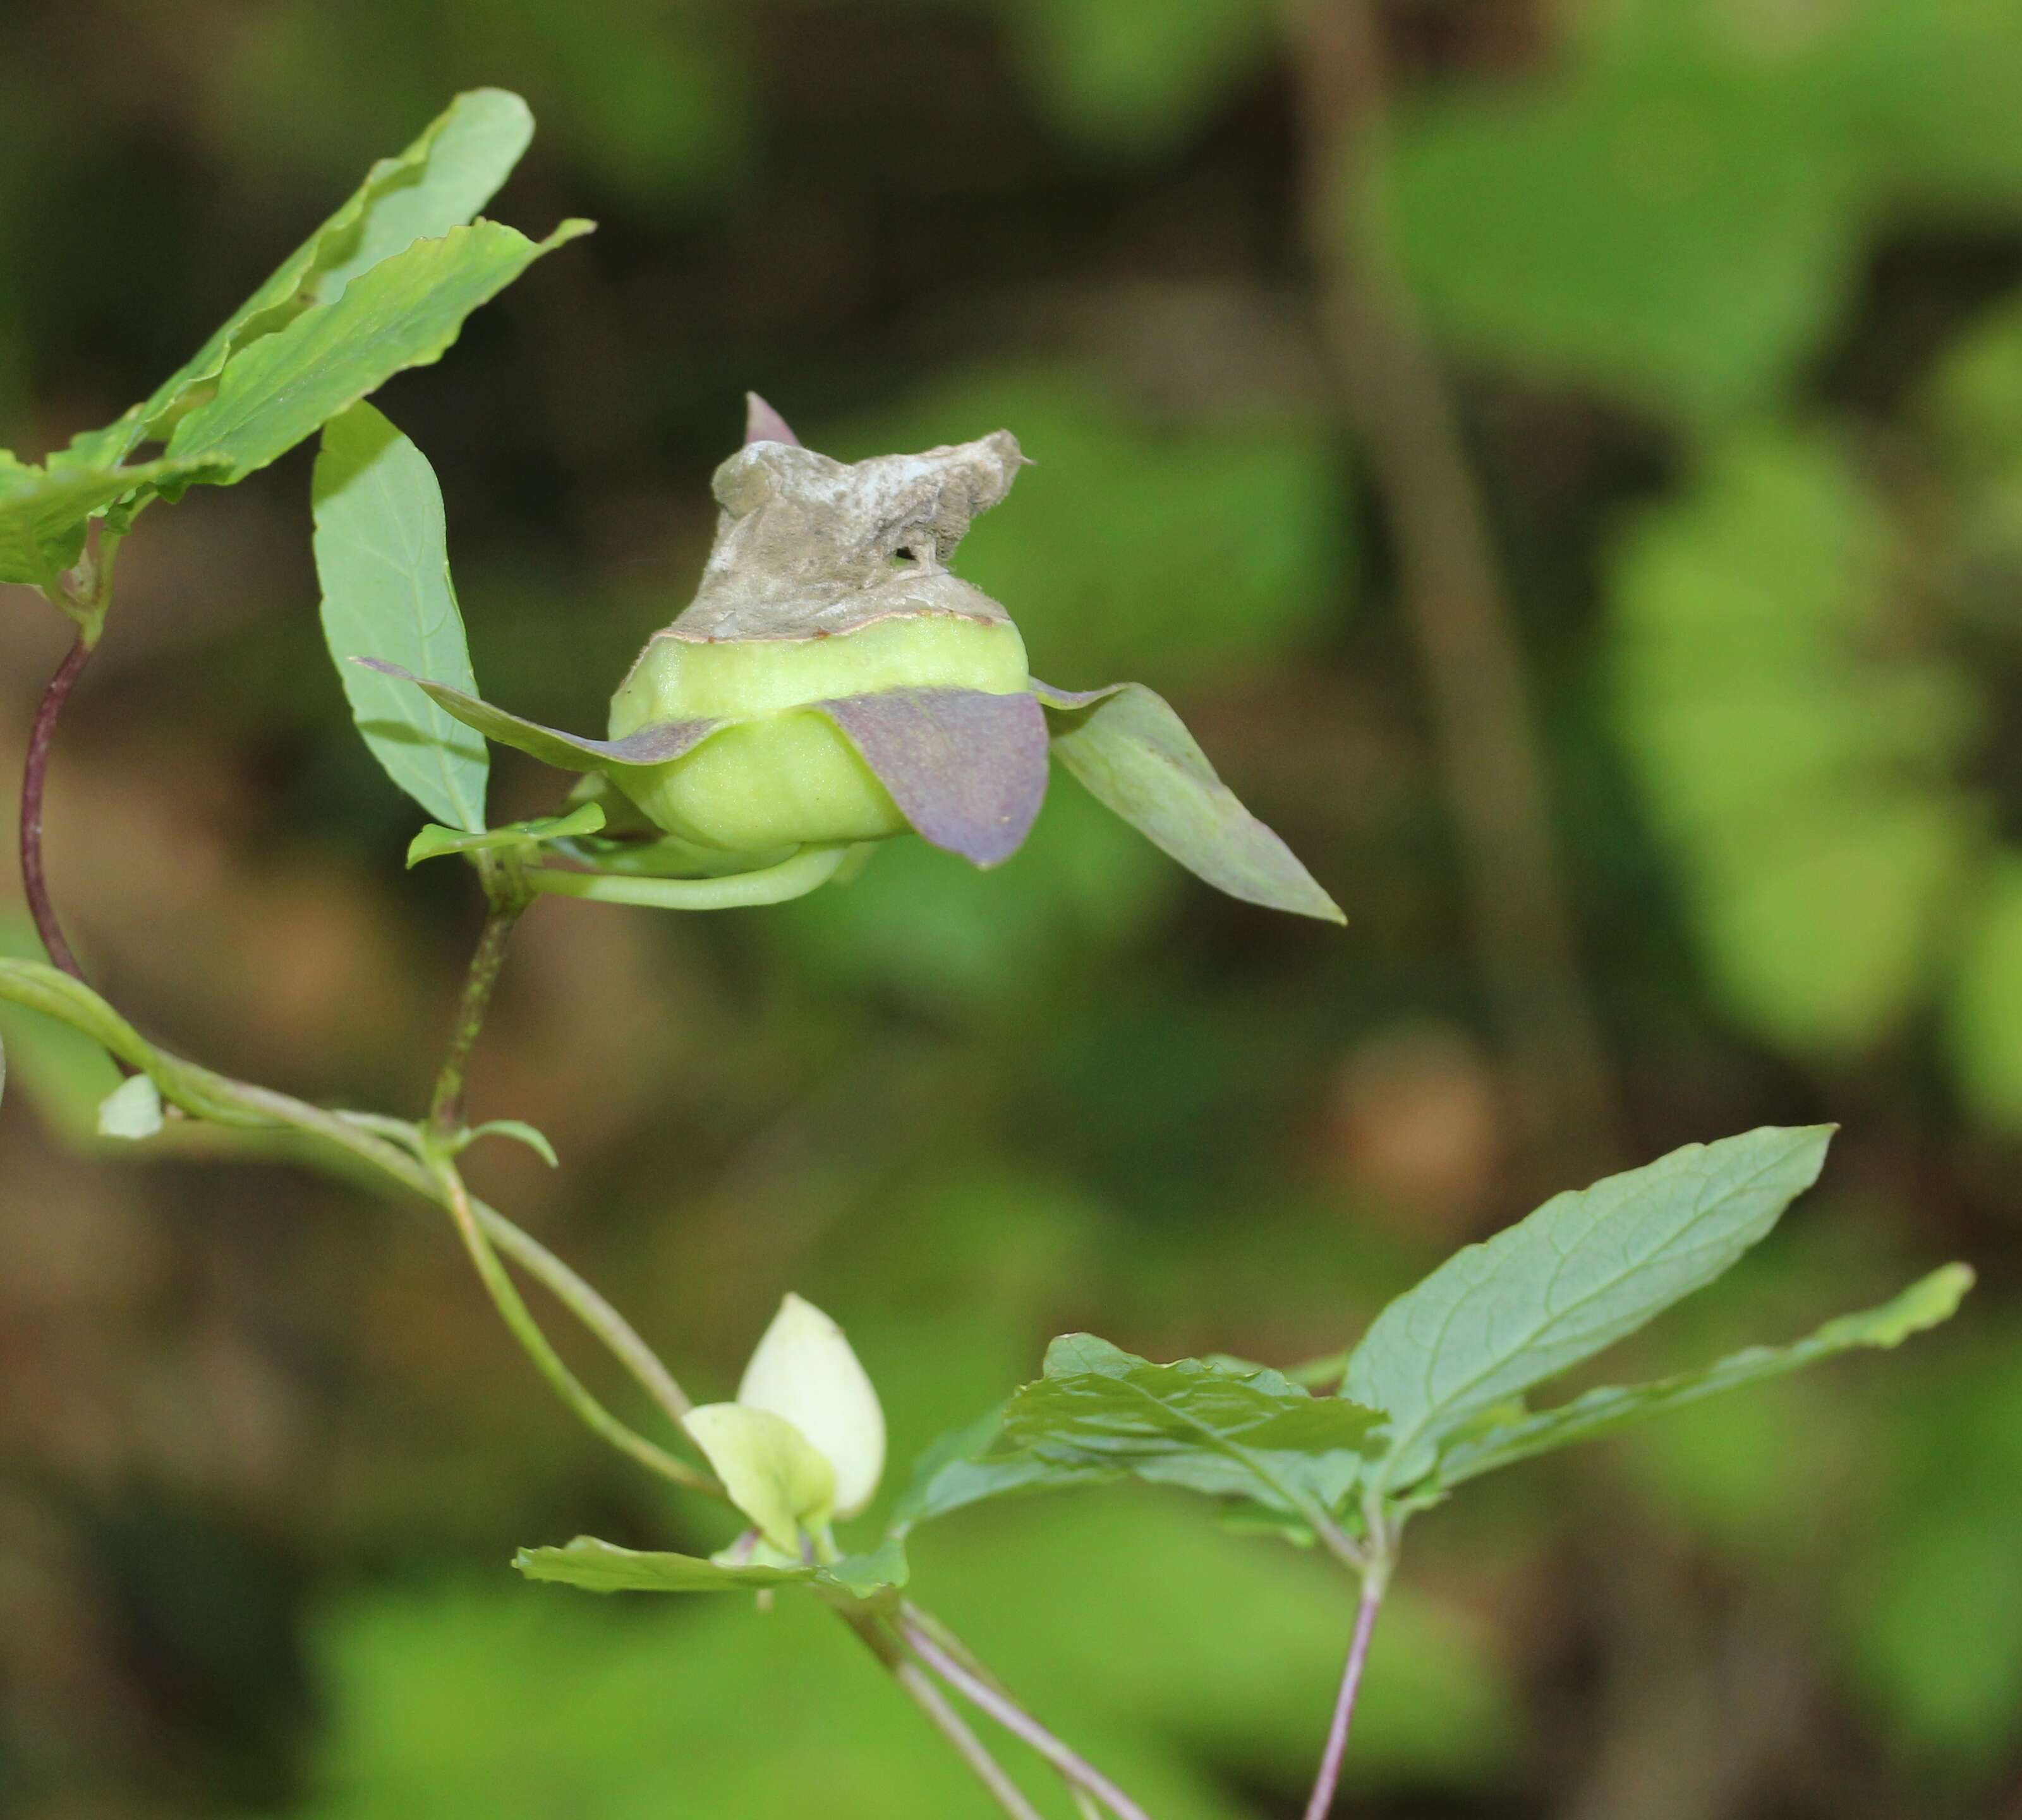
left=1, top=89, right=581, bottom=614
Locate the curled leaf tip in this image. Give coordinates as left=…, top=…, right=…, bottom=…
left=744, top=393, right=802, bottom=449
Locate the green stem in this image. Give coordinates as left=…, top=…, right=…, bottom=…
left=0, top=957, right=711, bottom=1487
left=842, top=1610, right=1046, bottom=1820
left=420, top=1143, right=702, bottom=1489
left=429, top=854, right=528, bottom=1138
left=524, top=842, right=854, bottom=910
left=1301, top=1553, right=1391, bottom=1820
left=900, top=1608, right=1153, bottom=1820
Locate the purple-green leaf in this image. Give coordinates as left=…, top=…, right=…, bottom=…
left=1032, top=679, right=1344, bottom=923
left=816, top=687, right=1050, bottom=868
left=353, top=659, right=725, bottom=773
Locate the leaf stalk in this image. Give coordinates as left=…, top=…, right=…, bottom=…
left=1301, top=1534, right=1393, bottom=1820
left=902, top=1617, right=1154, bottom=1820
left=842, top=1610, right=1048, bottom=1820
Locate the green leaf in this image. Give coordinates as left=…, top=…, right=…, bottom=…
left=313, top=403, right=489, bottom=831
left=69, top=88, right=534, bottom=470
left=0, top=454, right=227, bottom=589
left=1430, top=1264, right=1974, bottom=1490
left=515, top=1536, right=814, bottom=1594
left=1344, top=1125, right=1836, bottom=1493
left=166, top=216, right=591, bottom=485
left=512, top=1534, right=907, bottom=1602
left=818, top=1540, right=911, bottom=1603
left=355, top=660, right=726, bottom=774
left=887, top=1407, right=1118, bottom=1539
left=95, top=1074, right=165, bottom=1142
left=998, top=1335, right=1383, bottom=1522
left=1034, top=681, right=1343, bottom=923
left=406, top=803, right=605, bottom=867
left=463, top=1119, right=559, bottom=1169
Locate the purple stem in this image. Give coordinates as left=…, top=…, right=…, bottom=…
left=902, top=1625, right=1153, bottom=1820
left=1302, top=1577, right=1388, bottom=1820
left=20, top=637, right=94, bottom=983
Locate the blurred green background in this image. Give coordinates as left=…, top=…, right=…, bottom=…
left=3, top=2, right=2019, bottom=1816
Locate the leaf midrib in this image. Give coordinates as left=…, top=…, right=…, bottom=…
left=1367, top=1143, right=1805, bottom=1485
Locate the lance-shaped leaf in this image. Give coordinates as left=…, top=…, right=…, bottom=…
left=166, top=217, right=591, bottom=484
left=355, top=659, right=727, bottom=772
left=887, top=1407, right=1120, bottom=1539
left=1431, top=1263, right=1974, bottom=1491
left=516, top=1536, right=816, bottom=1594
left=514, top=1534, right=908, bottom=1600
left=1344, top=1125, right=1836, bottom=1494
left=997, top=1335, right=1383, bottom=1522
left=1033, top=679, right=1343, bottom=922
left=406, top=803, right=607, bottom=868
left=815, top=688, right=1049, bottom=867
left=64, top=88, right=535, bottom=473
left=1, top=454, right=227, bottom=588
left=314, top=403, right=489, bottom=830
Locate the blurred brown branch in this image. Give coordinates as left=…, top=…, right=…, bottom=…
left=1290, top=0, right=1619, bottom=1184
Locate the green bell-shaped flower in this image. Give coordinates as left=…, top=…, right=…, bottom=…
left=361, top=396, right=1341, bottom=920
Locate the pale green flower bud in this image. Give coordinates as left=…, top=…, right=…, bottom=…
left=736, top=1292, right=887, bottom=1520
left=685, top=1403, right=837, bottom=1555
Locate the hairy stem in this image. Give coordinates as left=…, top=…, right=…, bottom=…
left=843, top=1611, right=1047, bottom=1820
left=429, top=862, right=527, bottom=1138
left=904, top=1620, right=1153, bottom=1820
left=19, top=638, right=95, bottom=984
left=1302, top=1563, right=1390, bottom=1820
left=1292, top=0, right=1618, bottom=1175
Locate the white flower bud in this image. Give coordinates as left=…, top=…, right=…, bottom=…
left=736, top=1293, right=887, bottom=1519
left=686, top=1402, right=836, bottom=1555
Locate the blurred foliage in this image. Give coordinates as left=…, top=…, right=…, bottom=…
left=1390, top=0, right=2022, bottom=423
left=4, top=1, right=2022, bottom=1818
left=1609, top=431, right=1984, bottom=1058
left=1609, top=298, right=2022, bottom=1128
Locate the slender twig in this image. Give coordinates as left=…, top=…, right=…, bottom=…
left=1290, top=0, right=1619, bottom=1175
left=904, top=1622, right=1154, bottom=1820
left=904, top=1603, right=1130, bottom=1817
left=421, top=1144, right=708, bottom=1491
left=19, top=637, right=95, bottom=983
left=1302, top=1565, right=1389, bottom=1820
left=0, top=957, right=708, bottom=1474
left=843, top=1611, right=1048, bottom=1820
